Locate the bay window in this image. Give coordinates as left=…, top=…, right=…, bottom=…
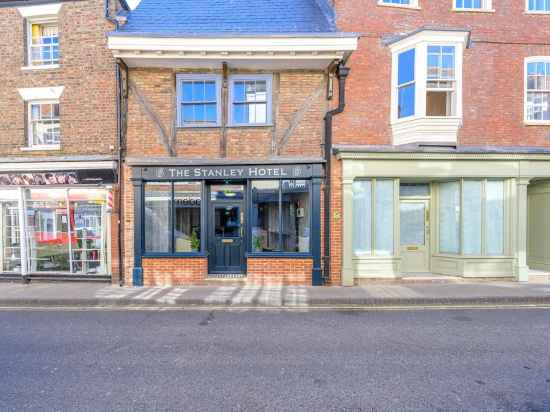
left=250, top=180, right=310, bottom=253
left=352, top=179, right=395, bottom=256
left=390, top=30, right=468, bottom=145
left=438, top=180, right=505, bottom=256
left=525, top=58, right=550, bottom=123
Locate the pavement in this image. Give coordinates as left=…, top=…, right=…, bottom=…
left=1, top=278, right=550, bottom=308
left=1, top=308, right=550, bottom=411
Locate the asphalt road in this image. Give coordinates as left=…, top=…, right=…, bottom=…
left=0, top=308, right=549, bottom=412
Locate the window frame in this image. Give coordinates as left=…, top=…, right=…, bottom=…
left=228, top=74, right=273, bottom=127
left=26, top=17, right=60, bottom=68
left=436, top=179, right=507, bottom=257
left=524, top=56, right=550, bottom=125
left=378, top=0, right=420, bottom=9
left=526, top=0, right=550, bottom=13
left=453, top=0, right=494, bottom=12
left=176, top=74, right=222, bottom=128
left=27, top=99, right=61, bottom=149
left=142, top=181, right=205, bottom=257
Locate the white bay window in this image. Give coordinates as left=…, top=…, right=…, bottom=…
left=390, top=30, right=469, bottom=145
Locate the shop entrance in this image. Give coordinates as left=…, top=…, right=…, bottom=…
left=207, top=184, right=246, bottom=274
left=399, top=183, right=431, bottom=273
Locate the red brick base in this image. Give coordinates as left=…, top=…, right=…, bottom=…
left=142, top=257, right=207, bottom=286
left=246, top=257, right=313, bottom=285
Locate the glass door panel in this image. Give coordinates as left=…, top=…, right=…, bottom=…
left=1, top=190, right=22, bottom=273
left=400, top=200, right=430, bottom=273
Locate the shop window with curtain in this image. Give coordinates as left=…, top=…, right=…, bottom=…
left=352, top=179, right=395, bottom=256
left=250, top=180, right=310, bottom=253
left=438, top=180, right=505, bottom=256
left=144, top=182, right=202, bottom=254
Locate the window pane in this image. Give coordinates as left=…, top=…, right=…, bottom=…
left=144, top=183, right=171, bottom=253
left=192, top=81, right=204, bottom=101
left=486, top=180, right=504, bottom=256
left=233, top=81, right=245, bottom=102
left=353, top=180, right=372, bottom=253
left=281, top=180, right=310, bottom=253
left=398, top=83, right=415, bottom=118
left=204, top=81, right=216, bottom=101
left=375, top=180, right=394, bottom=256
left=251, top=181, right=280, bottom=252
left=174, top=182, right=201, bottom=253
left=400, top=202, right=425, bottom=246
left=400, top=183, right=430, bottom=197
left=439, top=181, right=460, bottom=254
left=182, top=82, right=193, bottom=102
left=462, top=180, right=482, bottom=255
left=398, top=49, right=415, bottom=85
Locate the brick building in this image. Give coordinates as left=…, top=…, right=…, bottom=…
left=0, top=0, right=127, bottom=282
left=329, top=0, right=550, bottom=285
left=107, top=0, right=358, bottom=286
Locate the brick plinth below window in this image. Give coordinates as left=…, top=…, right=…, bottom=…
left=142, top=257, right=207, bottom=286
left=246, top=257, right=313, bottom=285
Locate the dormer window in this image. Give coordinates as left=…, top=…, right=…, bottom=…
left=390, top=30, right=469, bottom=145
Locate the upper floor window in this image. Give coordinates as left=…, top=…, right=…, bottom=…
left=426, top=45, right=456, bottom=116
left=454, top=0, right=492, bottom=10
left=397, top=49, right=415, bottom=119
left=29, top=101, right=60, bottom=148
left=379, top=0, right=419, bottom=7
left=527, top=0, right=550, bottom=12
left=525, top=58, right=550, bottom=123
left=229, top=75, right=272, bottom=126
left=176, top=74, right=221, bottom=127
left=29, top=21, right=59, bottom=66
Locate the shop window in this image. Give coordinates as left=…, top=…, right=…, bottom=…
left=144, top=182, right=202, bottom=254
left=229, top=75, right=272, bottom=126
left=174, top=183, right=201, bottom=252
left=352, top=179, right=395, bottom=256
left=525, top=58, right=550, bottom=123
left=250, top=180, right=310, bottom=253
left=0, top=190, right=21, bottom=273
left=438, top=180, right=505, bottom=256
left=527, top=0, right=550, bottom=12
left=28, top=20, right=59, bottom=67
left=29, top=101, right=60, bottom=147
left=177, top=74, right=221, bottom=127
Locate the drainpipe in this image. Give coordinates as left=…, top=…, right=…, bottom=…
left=323, top=62, right=350, bottom=284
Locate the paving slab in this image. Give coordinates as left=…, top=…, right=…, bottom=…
left=1, top=279, right=550, bottom=308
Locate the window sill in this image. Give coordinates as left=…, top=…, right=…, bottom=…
left=452, top=7, right=495, bottom=13
left=432, top=254, right=513, bottom=259
left=20, top=145, right=61, bottom=151
left=524, top=10, right=550, bottom=15
left=228, top=123, right=274, bottom=128
left=21, top=64, right=60, bottom=71
left=524, top=120, right=550, bottom=126
left=391, top=116, right=462, bottom=146
left=377, top=3, right=421, bottom=10
left=177, top=124, right=220, bottom=129
left=246, top=252, right=312, bottom=259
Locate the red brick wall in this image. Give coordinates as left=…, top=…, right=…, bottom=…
left=142, top=257, right=207, bottom=286
left=332, top=0, right=550, bottom=147
left=247, top=258, right=313, bottom=285
left=328, top=160, right=343, bottom=286
left=0, top=0, right=119, bottom=156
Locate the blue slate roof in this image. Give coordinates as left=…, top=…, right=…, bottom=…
left=116, top=0, right=341, bottom=37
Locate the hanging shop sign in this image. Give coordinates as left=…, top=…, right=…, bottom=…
left=138, top=164, right=323, bottom=181
left=0, top=169, right=116, bottom=186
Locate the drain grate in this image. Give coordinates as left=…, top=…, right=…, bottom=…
left=207, top=273, right=246, bottom=279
